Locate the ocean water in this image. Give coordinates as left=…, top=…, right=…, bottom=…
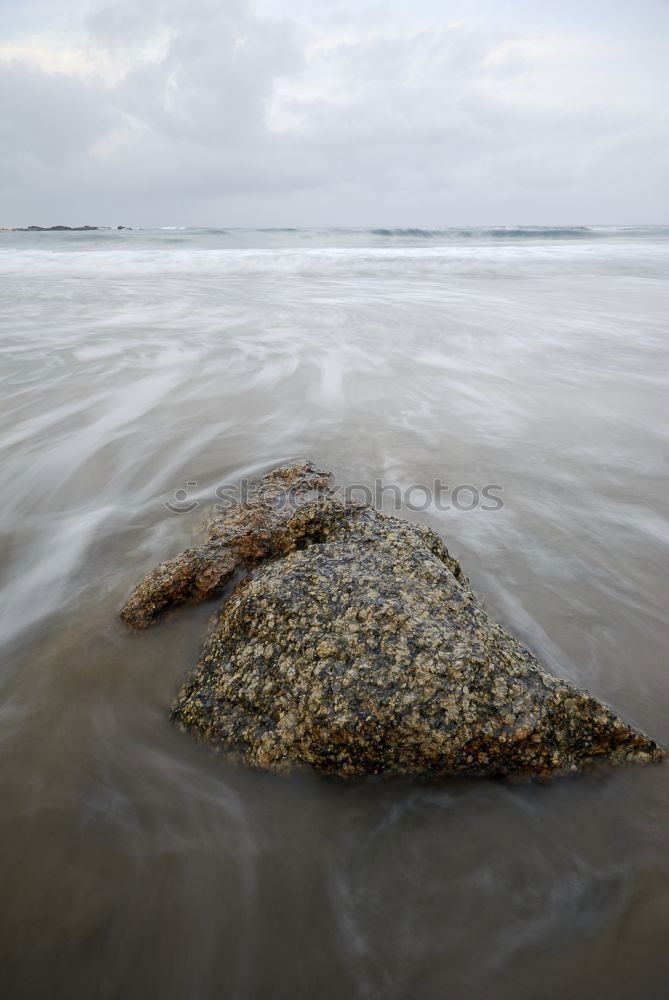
left=0, top=225, right=668, bottom=999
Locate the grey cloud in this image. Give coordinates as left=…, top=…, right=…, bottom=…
left=116, top=18, right=301, bottom=144
left=1, top=0, right=667, bottom=225
left=0, top=62, right=117, bottom=164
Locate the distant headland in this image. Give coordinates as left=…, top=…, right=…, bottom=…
left=1, top=225, right=132, bottom=232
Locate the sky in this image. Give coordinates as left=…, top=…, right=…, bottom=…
left=1, top=0, right=668, bottom=227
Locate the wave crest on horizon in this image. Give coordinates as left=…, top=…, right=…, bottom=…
left=371, top=226, right=593, bottom=239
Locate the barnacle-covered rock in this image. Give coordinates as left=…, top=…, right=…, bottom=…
left=120, top=462, right=333, bottom=628
left=122, top=463, right=664, bottom=778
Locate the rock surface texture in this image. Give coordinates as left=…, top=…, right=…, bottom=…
left=121, top=463, right=664, bottom=778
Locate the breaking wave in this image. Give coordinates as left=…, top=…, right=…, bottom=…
left=371, top=226, right=594, bottom=239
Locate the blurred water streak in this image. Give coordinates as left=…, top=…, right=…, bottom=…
left=0, top=227, right=667, bottom=1000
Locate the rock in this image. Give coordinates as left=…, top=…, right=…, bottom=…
left=121, top=463, right=664, bottom=778
left=10, top=224, right=132, bottom=232
left=121, top=462, right=333, bottom=629
left=14, top=225, right=102, bottom=232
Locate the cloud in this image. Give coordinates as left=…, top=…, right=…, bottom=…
left=1, top=0, right=667, bottom=224
left=0, top=62, right=117, bottom=164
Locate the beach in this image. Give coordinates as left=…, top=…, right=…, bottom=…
left=1, top=225, right=668, bottom=998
